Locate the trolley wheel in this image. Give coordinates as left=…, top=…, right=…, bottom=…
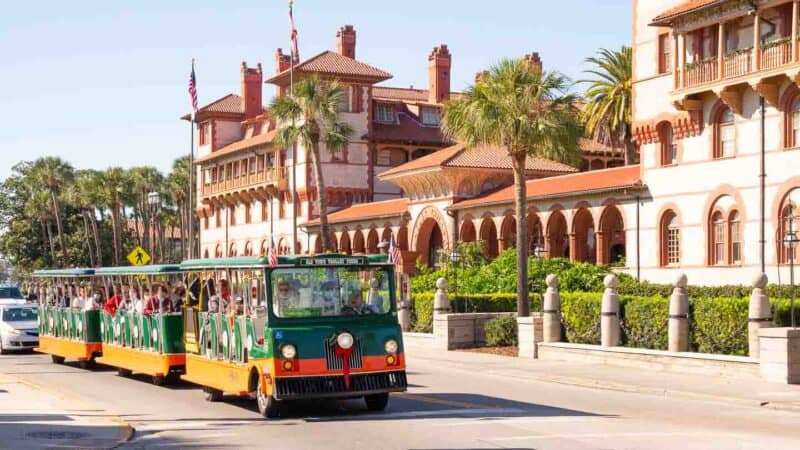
left=364, top=393, right=390, bottom=411
left=203, top=386, right=223, bottom=402
left=51, top=355, right=65, bottom=364
left=117, top=368, right=132, bottom=377
left=78, top=359, right=95, bottom=370
left=152, top=375, right=166, bottom=386
left=0, top=340, right=6, bottom=355
left=256, top=376, right=281, bottom=418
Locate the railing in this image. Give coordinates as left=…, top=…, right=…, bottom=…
left=201, top=167, right=287, bottom=196
left=685, top=59, right=717, bottom=88
left=723, top=49, right=752, bottom=79
left=760, top=39, right=792, bottom=70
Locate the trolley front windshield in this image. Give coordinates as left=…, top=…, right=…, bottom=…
left=270, top=266, right=393, bottom=318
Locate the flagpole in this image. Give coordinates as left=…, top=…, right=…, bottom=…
left=188, top=58, right=197, bottom=261
left=289, top=0, right=298, bottom=256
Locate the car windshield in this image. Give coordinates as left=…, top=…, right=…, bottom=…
left=3, top=308, right=38, bottom=322
left=271, top=266, right=392, bottom=318
left=0, top=287, right=23, bottom=299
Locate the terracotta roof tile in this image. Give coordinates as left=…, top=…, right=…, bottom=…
left=266, top=51, right=392, bottom=84
left=652, top=0, right=721, bottom=24
left=364, top=112, right=447, bottom=146
left=304, top=198, right=409, bottom=226
left=372, top=87, right=430, bottom=102
left=195, top=129, right=277, bottom=163
left=379, top=143, right=578, bottom=178
left=452, top=165, right=642, bottom=209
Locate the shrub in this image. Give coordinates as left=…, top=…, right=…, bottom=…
left=690, top=297, right=748, bottom=356
left=410, top=292, right=434, bottom=333
left=620, top=295, right=669, bottom=350
left=484, top=315, right=518, bottom=347
left=560, top=292, right=602, bottom=344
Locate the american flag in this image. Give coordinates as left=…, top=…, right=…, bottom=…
left=188, top=60, right=198, bottom=113
left=289, top=0, right=299, bottom=63
left=268, top=238, right=278, bottom=267
left=388, top=235, right=400, bottom=266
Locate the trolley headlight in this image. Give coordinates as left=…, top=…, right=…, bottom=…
left=280, top=344, right=297, bottom=359
left=384, top=339, right=399, bottom=354
left=336, top=332, right=354, bottom=350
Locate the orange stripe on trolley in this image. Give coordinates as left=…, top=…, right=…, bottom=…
left=273, top=353, right=406, bottom=377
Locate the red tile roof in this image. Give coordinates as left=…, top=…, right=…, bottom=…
left=651, top=0, right=721, bottom=25
left=266, top=51, right=392, bottom=84
left=379, top=143, right=578, bottom=178
left=195, top=129, right=277, bottom=163
left=304, top=198, right=409, bottom=226
left=364, top=112, right=447, bottom=146
left=372, top=87, right=430, bottom=102
left=181, top=94, right=249, bottom=120
left=452, top=165, right=642, bottom=209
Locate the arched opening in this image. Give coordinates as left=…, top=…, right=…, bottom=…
left=313, top=235, right=323, bottom=254
left=527, top=213, right=544, bottom=255
left=276, top=238, right=286, bottom=256
left=546, top=211, right=568, bottom=259
left=571, top=208, right=595, bottom=263
left=460, top=220, right=477, bottom=243
left=203, top=249, right=210, bottom=259
left=657, top=121, right=677, bottom=166
left=660, top=210, right=680, bottom=266
left=215, top=244, right=223, bottom=258
left=415, top=218, right=444, bottom=268
left=380, top=227, right=393, bottom=253
left=339, top=232, right=352, bottom=255
left=598, top=205, right=625, bottom=265
left=229, top=242, right=238, bottom=257
left=479, top=217, right=499, bottom=258
left=260, top=240, right=268, bottom=257
left=352, top=229, right=366, bottom=254
left=499, top=214, right=516, bottom=251
left=244, top=241, right=253, bottom=256
left=778, top=188, right=800, bottom=264
left=713, top=104, right=736, bottom=159
left=366, top=228, right=379, bottom=254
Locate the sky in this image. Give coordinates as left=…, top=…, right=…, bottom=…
left=0, top=0, right=631, bottom=181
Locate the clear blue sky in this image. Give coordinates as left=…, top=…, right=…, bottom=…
left=0, top=0, right=631, bottom=181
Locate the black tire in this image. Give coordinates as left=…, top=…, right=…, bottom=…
left=117, top=368, right=132, bottom=377
left=0, top=340, right=6, bottom=355
left=152, top=375, right=166, bottom=386
left=364, top=393, right=390, bottom=411
left=256, top=376, right=281, bottom=418
left=51, top=354, right=65, bottom=364
left=203, top=386, right=223, bottom=402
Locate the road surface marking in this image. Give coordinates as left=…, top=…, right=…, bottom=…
left=306, top=408, right=525, bottom=421
left=490, top=431, right=710, bottom=441
left=436, top=416, right=616, bottom=426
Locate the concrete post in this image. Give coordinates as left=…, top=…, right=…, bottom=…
left=397, top=273, right=411, bottom=332
left=668, top=273, right=689, bottom=352
left=601, top=274, right=620, bottom=347
left=748, top=273, right=772, bottom=359
left=542, top=274, right=561, bottom=343
left=433, top=278, right=450, bottom=316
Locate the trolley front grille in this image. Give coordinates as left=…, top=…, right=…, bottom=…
left=274, top=370, right=407, bottom=400
left=324, top=337, right=363, bottom=370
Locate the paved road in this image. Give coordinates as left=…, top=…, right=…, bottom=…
left=2, top=347, right=800, bottom=449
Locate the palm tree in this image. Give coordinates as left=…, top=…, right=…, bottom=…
left=63, top=175, right=95, bottom=267
left=442, top=58, right=582, bottom=317
left=270, top=75, right=353, bottom=252
left=30, top=157, right=74, bottom=266
left=580, top=46, right=634, bottom=165
left=167, top=156, right=192, bottom=260
left=76, top=170, right=105, bottom=266
left=129, top=166, right=164, bottom=255
left=97, top=167, right=128, bottom=265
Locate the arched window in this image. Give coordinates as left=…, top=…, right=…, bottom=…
left=781, top=204, right=799, bottom=264
left=658, top=122, right=677, bottom=166
left=792, top=99, right=800, bottom=148
left=715, top=107, right=735, bottom=158
left=660, top=211, right=680, bottom=266
left=729, top=211, right=742, bottom=264
left=711, top=211, right=725, bottom=265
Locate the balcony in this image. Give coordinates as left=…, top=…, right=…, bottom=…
left=201, top=167, right=288, bottom=205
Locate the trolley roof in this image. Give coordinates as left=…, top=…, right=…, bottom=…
left=94, top=265, right=181, bottom=276
left=33, top=268, right=96, bottom=278
left=179, top=254, right=390, bottom=270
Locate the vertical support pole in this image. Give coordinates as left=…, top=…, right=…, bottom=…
left=754, top=12, right=762, bottom=71
left=749, top=272, right=772, bottom=359
left=672, top=32, right=679, bottom=89
left=668, top=273, right=689, bottom=352
left=601, top=274, right=621, bottom=347
left=718, top=22, right=725, bottom=79
left=793, top=0, right=799, bottom=62
left=542, top=274, right=561, bottom=343
left=678, top=33, right=686, bottom=89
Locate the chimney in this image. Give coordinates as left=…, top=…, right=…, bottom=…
left=241, top=62, right=263, bottom=119
left=428, top=44, right=451, bottom=104
left=275, top=48, right=292, bottom=74
left=337, top=25, right=356, bottom=59
left=523, top=52, right=542, bottom=74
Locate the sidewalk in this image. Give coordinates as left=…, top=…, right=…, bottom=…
left=0, top=373, right=133, bottom=449
left=404, top=334, right=800, bottom=413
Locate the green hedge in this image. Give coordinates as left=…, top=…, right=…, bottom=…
left=409, top=292, right=541, bottom=333
left=559, top=292, right=602, bottom=344
left=485, top=315, right=518, bottom=347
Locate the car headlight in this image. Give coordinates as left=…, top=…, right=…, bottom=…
left=336, top=332, right=354, bottom=350
left=5, top=328, right=21, bottom=336
left=384, top=339, right=399, bottom=354
left=280, top=344, right=297, bottom=359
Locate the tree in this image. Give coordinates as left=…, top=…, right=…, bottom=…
left=167, top=156, right=193, bottom=260
left=96, top=167, right=128, bottom=266
left=129, top=166, right=164, bottom=256
left=30, top=157, right=74, bottom=266
left=270, top=75, right=353, bottom=252
left=442, top=58, right=582, bottom=317
left=580, top=46, right=634, bottom=165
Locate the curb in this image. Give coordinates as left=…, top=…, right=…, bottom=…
left=2, top=371, right=136, bottom=446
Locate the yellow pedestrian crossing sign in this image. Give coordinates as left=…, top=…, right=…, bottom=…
left=127, top=246, right=151, bottom=266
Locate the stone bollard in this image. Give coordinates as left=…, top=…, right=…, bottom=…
left=397, top=274, right=411, bottom=332
left=668, top=273, right=689, bottom=352
left=542, top=274, right=561, bottom=342
left=748, top=273, right=772, bottom=359
left=433, top=278, right=450, bottom=315
left=601, top=274, right=621, bottom=347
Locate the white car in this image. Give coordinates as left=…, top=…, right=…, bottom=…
left=0, top=305, right=39, bottom=354
left=0, top=285, right=26, bottom=305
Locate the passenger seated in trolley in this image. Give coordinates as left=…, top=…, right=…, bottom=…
left=341, top=287, right=377, bottom=315
left=70, top=285, right=85, bottom=310
left=85, top=288, right=103, bottom=311
left=274, top=279, right=298, bottom=315
left=104, top=286, right=124, bottom=316
left=171, top=284, right=185, bottom=311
